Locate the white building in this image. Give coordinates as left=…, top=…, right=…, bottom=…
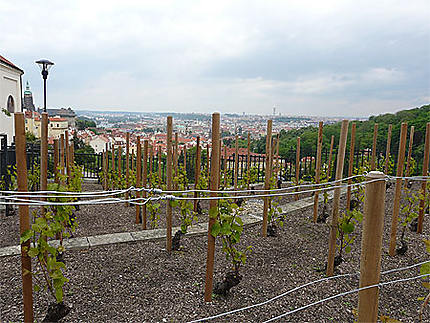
left=0, top=55, right=24, bottom=144
left=89, top=135, right=110, bottom=154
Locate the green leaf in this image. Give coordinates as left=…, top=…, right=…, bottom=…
left=27, top=247, right=39, bottom=258
left=424, top=239, right=430, bottom=253
left=341, top=222, right=354, bottom=234
left=220, top=222, right=231, bottom=235
left=34, top=284, right=41, bottom=292
left=420, top=262, right=430, bottom=275
left=211, top=222, right=221, bottom=237
left=345, top=246, right=351, bottom=253
left=209, top=207, right=218, bottom=219
left=20, top=230, right=33, bottom=244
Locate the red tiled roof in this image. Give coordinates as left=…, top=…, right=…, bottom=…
left=0, top=55, right=24, bottom=72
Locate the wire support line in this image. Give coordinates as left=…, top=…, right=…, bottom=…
left=162, top=174, right=365, bottom=194
left=1, top=174, right=427, bottom=204
left=262, top=273, right=430, bottom=322
left=0, top=195, right=160, bottom=207
left=187, top=260, right=429, bottom=323
left=0, top=178, right=384, bottom=206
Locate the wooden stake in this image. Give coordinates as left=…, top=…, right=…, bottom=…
left=247, top=133, right=251, bottom=190
left=142, top=140, right=148, bottom=229
left=234, top=135, right=239, bottom=192
left=405, top=126, right=415, bottom=177
left=384, top=124, right=392, bottom=174
left=136, top=137, right=142, bottom=224
left=326, top=120, right=349, bottom=276
left=60, top=134, right=65, bottom=180
left=358, top=171, right=386, bottom=323
left=417, top=123, right=430, bottom=233
left=118, top=145, right=122, bottom=183
left=313, top=122, right=324, bottom=223
left=54, top=139, right=59, bottom=184
left=126, top=133, right=130, bottom=204
left=183, top=145, right=187, bottom=173
left=194, top=136, right=201, bottom=212
left=275, top=133, right=280, bottom=177
left=158, top=145, right=162, bottom=183
left=262, top=119, right=273, bottom=237
left=371, top=123, right=378, bottom=170
left=204, top=112, right=220, bottom=302
left=207, top=144, right=210, bottom=188
left=111, top=145, right=115, bottom=189
left=346, top=123, right=356, bottom=211
left=327, top=135, right=335, bottom=181
left=149, top=144, right=153, bottom=181
left=14, top=113, right=34, bottom=323
left=174, top=133, right=178, bottom=189
left=223, top=143, right=228, bottom=189
left=389, top=122, right=408, bottom=256
left=166, top=117, right=173, bottom=251
left=40, top=113, right=48, bottom=214
left=65, top=130, right=70, bottom=182
left=295, top=136, right=301, bottom=200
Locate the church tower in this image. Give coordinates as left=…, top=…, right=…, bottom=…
left=23, top=81, right=35, bottom=111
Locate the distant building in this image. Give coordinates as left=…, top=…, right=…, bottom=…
left=0, top=54, right=24, bottom=144
left=46, top=107, right=76, bottom=128
left=24, top=110, right=68, bottom=139
left=89, top=135, right=110, bottom=154
left=23, top=81, right=35, bottom=111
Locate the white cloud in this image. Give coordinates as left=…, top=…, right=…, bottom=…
left=0, top=0, right=428, bottom=116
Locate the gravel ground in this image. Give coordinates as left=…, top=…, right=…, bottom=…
left=1, top=182, right=429, bottom=322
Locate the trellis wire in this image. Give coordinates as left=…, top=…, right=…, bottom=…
left=188, top=261, right=430, bottom=323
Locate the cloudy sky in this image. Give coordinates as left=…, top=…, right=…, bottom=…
left=1, top=0, right=429, bottom=117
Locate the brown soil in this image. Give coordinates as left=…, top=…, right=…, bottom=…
left=0, top=182, right=429, bottom=322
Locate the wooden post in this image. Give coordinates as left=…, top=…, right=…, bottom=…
left=326, top=120, right=349, bottom=276
left=223, top=143, right=228, bottom=189
left=158, top=145, right=162, bottom=183
left=247, top=133, right=251, bottom=190
left=142, top=140, right=148, bottom=229
left=313, top=122, right=323, bottom=223
left=136, top=137, right=142, bottom=224
left=371, top=123, right=378, bottom=170
left=149, top=144, right=153, bottom=180
left=111, top=145, right=115, bottom=189
left=183, top=145, right=187, bottom=173
left=346, top=123, right=356, bottom=211
left=389, top=122, right=408, bottom=256
left=207, top=144, right=210, bottom=188
left=166, top=117, right=173, bottom=251
left=194, top=136, right=201, bottom=212
left=104, top=143, right=109, bottom=190
left=40, top=113, right=48, bottom=214
left=327, top=135, right=335, bottom=180
left=54, top=139, right=59, bottom=184
left=405, top=126, right=415, bottom=177
left=262, top=120, right=273, bottom=237
left=295, top=136, right=301, bottom=200
left=417, top=123, right=430, bottom=233
left=384, top=124, right=392, bottom=174
left=358, top=171, right=386, bottom=323
left=275, top=133, right=280, bottom=177
left=65, top=130, right=70, bottom=182
left=118, top=145, right=122, bottom=183
left=234, top=135, right=239, bottom=192
left=14, top=113, right=34, bottom=323
left=204, top=112, right=220, bottom=302
left=126, top=133, right=130, bottom=203
left=173, top=133, right=178, bottom=189
left=70, top=143, right=74, bottom=165
left=60, top=134, right=65, bottom=180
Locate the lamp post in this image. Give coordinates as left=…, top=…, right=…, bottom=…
left=35, top=59, right=54, bottom=112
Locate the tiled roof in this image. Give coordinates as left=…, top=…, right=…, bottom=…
left=0, top=55, right=24, bottom=72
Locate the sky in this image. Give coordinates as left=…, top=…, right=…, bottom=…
left=1, top=0, right=429, bottom=117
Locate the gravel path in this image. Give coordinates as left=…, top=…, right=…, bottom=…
left=0, top=182, right=429, bottom=322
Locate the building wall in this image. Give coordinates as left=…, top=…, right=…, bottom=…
left=0, top=64, right=23, bottom=144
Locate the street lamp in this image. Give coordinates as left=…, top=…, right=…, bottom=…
left=35, top=59, right=54, bottom=112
